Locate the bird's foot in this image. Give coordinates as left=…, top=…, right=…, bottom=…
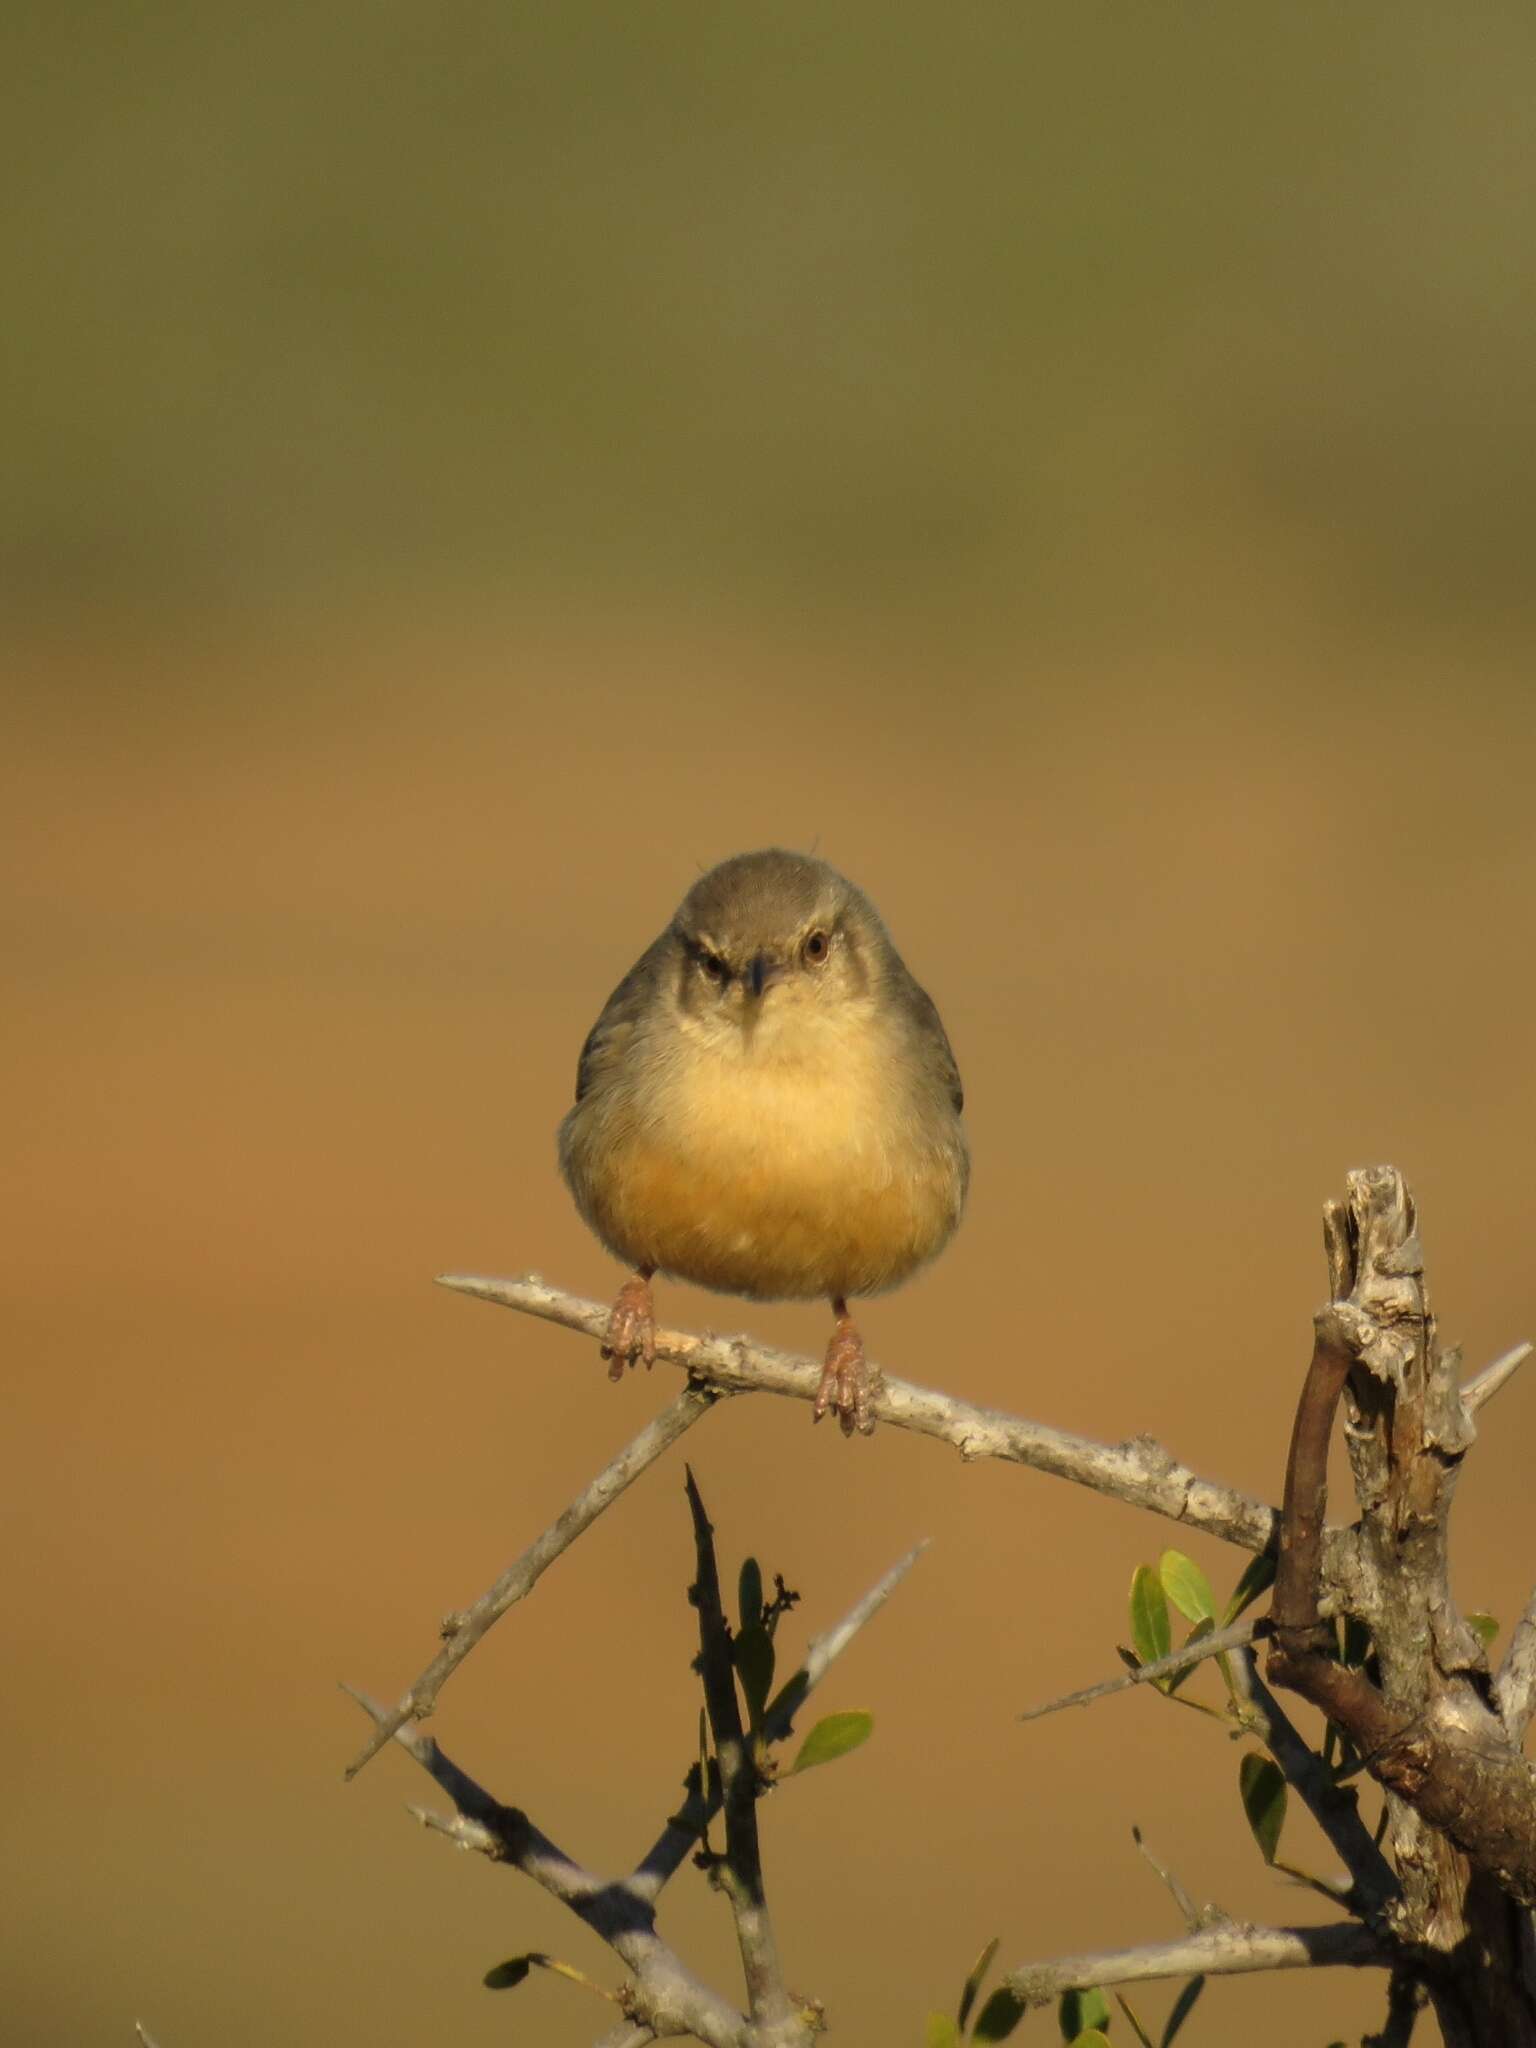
left=814, top=1302, right=876, bottom=1438
left=601, top=1271, right=656, bottom=1381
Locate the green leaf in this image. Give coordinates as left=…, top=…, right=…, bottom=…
left=789, top=1709, right=873, bottom=1774
left=925, top=2015, right=962, bottom=2048
left=1129, top=1565, right=1171, bottom=1668
left=1221, top=1550, right=1276, bottom=1626
left=738, top=1557, right=763, bottom=1633
left=483, top=1955, right=536, bottom=1990
left=1159, top=1550, right=1216, bottom=1625
left=1113, top=1992, right=1155, bottom=2047
left=1468, top=1612, right=1500, bottom=1649
left=1160, top=1975, right=1204, bottom=2045
left=958, top=1936, right=1001, bottom=2030
left=1060, top=1986, right=1111, bottom=2036
left=1071, top=2035, right=1111, bottom=2048
left=972, top=1985, right=1028, bottom=2042
left=733, top=1625, right=775, bottom=1728
left=1239, top=1752, right=1287, bottom=1864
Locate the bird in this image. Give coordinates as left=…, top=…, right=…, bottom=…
left=557, top=848, right=968, bottom=1436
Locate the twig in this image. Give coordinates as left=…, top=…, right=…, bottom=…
left=630, top=1540, right=927, bottom=1902
left=438, top=1272, right=1291, bottom=1560
left=344, top=1384, right=719, bottom=1777
left=1130, top=1826, right=1203, bottom=1930
left=1004, top=1920, right=1390, bottom=2000
left=683, top=1469, right=804, bottom=2046
left=343, top=1687, right=750, bottom=2048
left=1462, top=1341, right=1533, bottom=1414
left=1369, top=1969, right=1425, bottom=2048
left=1237, top=1652, right=1399, bottom=1923
left=1018, top=1617, right=1265, bottom=1722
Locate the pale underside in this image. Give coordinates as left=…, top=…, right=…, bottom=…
left=562, top=1008, right=966, bottom=1302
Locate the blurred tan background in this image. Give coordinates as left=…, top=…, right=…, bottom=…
left=6, top=7, right=1536, bottom=2044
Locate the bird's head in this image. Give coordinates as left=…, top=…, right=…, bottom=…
left=667, top=849, right=889, bottom=1053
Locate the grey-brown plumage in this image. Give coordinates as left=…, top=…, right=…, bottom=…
left=558, top=848, right=968, bottom=1434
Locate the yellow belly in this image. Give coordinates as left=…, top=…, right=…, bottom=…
left=564, top=1044, right=964, bottom=1301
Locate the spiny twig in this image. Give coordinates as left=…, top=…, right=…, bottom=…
left=344, top=1382, right=719, bottom=1777
left=630, top=1538, right=927, bottom=1902
left=1004, top=1921, right=1390, bottom=2002
left=437, top=1271, right=1291, bottom=1560
left=683, top=1467, right=806, bottom=2046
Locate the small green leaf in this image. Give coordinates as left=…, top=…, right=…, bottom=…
left=1221, top=1550, right=1276, bottom=1626
left=958, top=1936, right=1001, bottom=2030
left=1071, top=2034, right=1111, bottom=2048
left=1160, top=1974, right=1204, bottom=2045
left=1113, top=1991, right=1155, bottom=2048
left=789, top=1709, right=873, bottom=1774
left=738, top=1557, right=763, bottom=1633
left=925, top=2013, right=962, bottom=2048
left=1239, top=1752, right=1287, bottom=1864
left=1159, top=1549, right=1216, bottom=1625
left=1468, top=1612, right=1500, bottom=1649
left=483, top=1955, right=536, bottom=1990
left=1129, top=1565, right=1171, bottom=1668
left=1060, top=1986, right=1111, bottom=2036
left=733, top=1625, right=775, bottom=1728
left=973, top=1984, right=1028, bottom=2042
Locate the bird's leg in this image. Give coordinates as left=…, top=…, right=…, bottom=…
left=814, top=1297, right=876, bottom=1438
left=601, top=1266, right=656, bottom=1380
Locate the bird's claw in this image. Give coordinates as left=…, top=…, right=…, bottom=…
left=601, top=1274, right=656, bottom=1380
left=814, top=1318, right=876, bottom=1438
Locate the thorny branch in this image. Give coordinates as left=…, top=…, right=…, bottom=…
left=344, top=1168, right=1536, bottom=2037
left=344, top=1688, right=748, bottom=2048
left=684, top=1469, right=807, bottom=2047
left=1003, top=1920, right=1390, bottom=2001
left=346, top=1531, right=921, bottom=2042
left=437, top=1272, right=1290, bottom=1560
left=345, top=1383, right=719, bottom=1777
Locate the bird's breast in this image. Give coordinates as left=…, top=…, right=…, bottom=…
left=564, top=1018, right=965, bottom=1301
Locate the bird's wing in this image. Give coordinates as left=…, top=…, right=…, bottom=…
left=572, top=933, right=671, bottom=1104
left=899, top=968, right=965, bottom=1116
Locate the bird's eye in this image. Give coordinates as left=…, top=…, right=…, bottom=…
left=698, top=949, right=729, bottom=984
left=802, top=929, right=831, bottom=965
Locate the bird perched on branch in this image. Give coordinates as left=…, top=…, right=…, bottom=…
left=558, top=849, right=968, bottom=1435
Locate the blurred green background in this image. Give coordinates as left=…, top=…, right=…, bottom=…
left=6, top=6, right=1536, bottom=2046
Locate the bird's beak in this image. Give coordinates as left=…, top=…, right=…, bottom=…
left=748, top=952, right=786, bottom=998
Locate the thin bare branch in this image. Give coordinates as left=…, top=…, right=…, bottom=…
left=630, top=1540, right=927, bottom=1903
left=343, top=1687, right=750, bottom=2048
left=343, top=1383, right=719, bottom=1778
left=1130, top=1826, right=1203, bottom=1930
left=438, top=1272, right=1288, bottom=1558
left=1462, top=1342, right=1533, bottom=1415
left=1005, top=1920, right=1390, bottom=2002
left=684, top=1469, right=805, bottom=2046
left=593, top=2027, right=655, bottom=2048
left=1019, top=1618, right=1264, bottom=1722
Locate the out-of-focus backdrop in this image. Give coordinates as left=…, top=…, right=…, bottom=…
left=6, top=8, right=1536, bottom=2045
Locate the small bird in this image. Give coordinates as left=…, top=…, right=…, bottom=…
left=558, top=849, right=968, bottom=1435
